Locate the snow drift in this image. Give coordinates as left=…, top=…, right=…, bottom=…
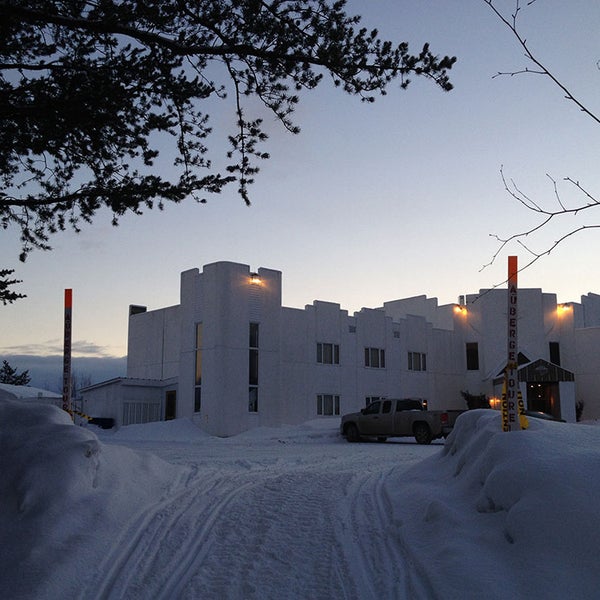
left=0, top=400, right=187, bottom=599
left=1, top=400, right=599, bottom=599
left=388, top=410, right=600, bottom=599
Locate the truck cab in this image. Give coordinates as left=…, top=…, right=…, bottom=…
left=340, top=398, right=453, bottom=444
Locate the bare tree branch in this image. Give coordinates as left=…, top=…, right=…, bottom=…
left=484, top=0, right=600, bottom=126
left=482, top=1, right=600, bottom=274
left=483, top=167, right=600, bottom=272
left=1, top=0, right=457, bottom=266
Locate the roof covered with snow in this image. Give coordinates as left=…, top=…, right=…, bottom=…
left=0, top=383, right=61, bottom=401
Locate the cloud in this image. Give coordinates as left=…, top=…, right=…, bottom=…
left=0, top=354, right=127, bottom=391
left=0, top=339, right=120, bottom=358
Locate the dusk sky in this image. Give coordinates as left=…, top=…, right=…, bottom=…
left=2, top=0, right=599, bottom=361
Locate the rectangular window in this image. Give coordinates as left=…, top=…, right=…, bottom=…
left=249, top=323, right=259, bottom=412
left=549, top=342, right=561, bottom=366
left=408, top=351, right=427, bottom=371
left=194, top=323, right=203, bottom=412
left=317, top=342, right=340, bottom=365
left=317, top=394, right=340, bottom=416
left=365, top=347, right=386, bottom=368
left=194, top=387, right=201, bottom=413
left=249, top=349, right=259, bottom=386
left=248, top=387, right=258, bottom=413
left=466, top=342, right=479, bottom=371
left=249, top=322, right=259, bottom=349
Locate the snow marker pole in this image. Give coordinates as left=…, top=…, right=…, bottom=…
left=502, top=257, right=521, bottom=431
left=62, top=289, right=72, bottom=416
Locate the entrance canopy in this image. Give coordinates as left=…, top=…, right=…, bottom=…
left=493, top=358, right=575, bottom=386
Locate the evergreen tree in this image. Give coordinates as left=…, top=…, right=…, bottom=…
left=0, top=269, right=26, bottom=305
left=0, top=360, right=31, bottom=385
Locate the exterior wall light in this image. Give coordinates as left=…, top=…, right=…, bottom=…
left=454, top=304, right=467, bottom=315
left=557, top=303, right=571, bottom=314
left=249, top=272, right=262, bottom=284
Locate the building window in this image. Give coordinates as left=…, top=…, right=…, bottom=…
left=122, top=402, right=161, bottom=426
left=408, top=351, right=427, bottom=371
left=364, top=347, right=386, bottom=368
left=248, top=387, right=258, bottom=413
left=194, top=323, right=203, bottom=412
left=466, top=342, right=479, bottom=371
left=393, top=330, right=400, bottom=339
left=317, top=394, right=340, bottom=416
left=349, top=325, right=356, bottom=333
left=549, top=341, right=561, bottom=366
left=249, top=323, right=259, bottom=412
left=317, top=342, right=340, bottom=365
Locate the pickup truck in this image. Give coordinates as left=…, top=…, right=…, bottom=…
left=340, top=398, right=459, bottom=444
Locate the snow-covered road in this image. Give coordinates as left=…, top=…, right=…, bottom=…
left=4, top=404, right=600, bottom=600
left=87, top=424, right=442, bottom=600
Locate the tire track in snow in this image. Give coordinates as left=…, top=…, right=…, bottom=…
left=84, top=444, right=440, bottom=599
left=340, top=470, right=397, bottom=598
left=84, top=469, right=255, bottom=599
left=372, top=471, right=440, bottom=600
left=181, top=469, right=359, bottom=599
left=339, top=467, right=439, bottom=599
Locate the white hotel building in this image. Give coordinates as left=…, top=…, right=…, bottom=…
left=82, top=261, right=600, bottom=435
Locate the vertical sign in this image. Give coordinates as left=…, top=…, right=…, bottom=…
left=62, top=289, right=72, bottom=414
left=502, top=257, right=521, bottom=431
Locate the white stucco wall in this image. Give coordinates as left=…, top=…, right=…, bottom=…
left=114, top=261, right=600, bottom=435
left=127, top=305, right=180, bottom=380
left=574, top=326, right=600, bottom=420
left=177, top=262, right=283, bottom=436
left=82, top=378, right=176, bottom=428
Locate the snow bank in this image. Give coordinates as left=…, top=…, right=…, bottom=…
left=226, top=418, right=342, bottom=444
left=106, top=417, right=211, bottom=442
left=387, top=410, right=600, bottom=599
left=0, top=399, right=188, bottom=600
left=3, top=399, right=600, bottom=599
left=102, top=416, right=342, bottom=444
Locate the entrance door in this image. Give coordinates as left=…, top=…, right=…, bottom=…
left=165, top=390, right=177, bottom=421
left=527, top=383, right=560, bottom=419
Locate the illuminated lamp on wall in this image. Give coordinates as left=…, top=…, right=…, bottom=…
left=489, top=396, right=501, bottom=410
left=249, top=272, right=262, bottom=285
left=557, top=303, right=572, bottom=315
left=454, top=304, right=467, bottom=316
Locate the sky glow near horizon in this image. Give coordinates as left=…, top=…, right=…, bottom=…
left=2, top=0, right=600, bottom=358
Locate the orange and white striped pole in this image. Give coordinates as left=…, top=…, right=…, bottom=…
left=502, top=257, right=528, bottom=431
left=62, top=289, right=72, bottom=414
left=502, top=257, right=521, bottom=431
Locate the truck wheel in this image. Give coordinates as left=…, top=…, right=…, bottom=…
left=414, top=423, right=432, bottom=445
left=345, top=423, right=360, bottom=443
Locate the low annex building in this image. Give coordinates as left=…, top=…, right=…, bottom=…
left=82, top=261, right=600, bottom=435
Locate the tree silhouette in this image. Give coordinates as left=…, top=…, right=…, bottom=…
left=0, top=360, right=31, bottom=385
left=482, top=0, right=599, bottom=274
left=0, top=269, right=26, bottom=305
left=1, top=0, right=455, bottom=264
